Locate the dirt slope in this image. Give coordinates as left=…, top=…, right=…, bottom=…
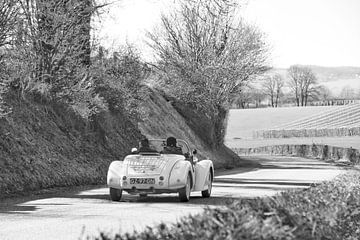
left=0, top=88, right=251, bottom=197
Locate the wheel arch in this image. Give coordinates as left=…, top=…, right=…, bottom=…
left=107, top=160, right=125, bottom=188
left=188, top=170, right=194, bottom=188
left=209, top=166, right=214, bottom=181
left=168, top=160, right=193, bottom=188
left=194, top=160, right=214, bottom=191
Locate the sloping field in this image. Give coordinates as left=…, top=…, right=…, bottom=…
left=255, top=103, right=360, bottom=138
left=272, top=103, right=360, bottom=130
left=225, top=105, right=360, bottom=150
left=226, top=105, right=343, bottom=140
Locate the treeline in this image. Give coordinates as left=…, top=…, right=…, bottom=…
left=234, top=65, right=360, bottom=108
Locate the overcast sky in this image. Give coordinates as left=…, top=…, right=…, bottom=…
left=98, top=0, right=360, bottom=68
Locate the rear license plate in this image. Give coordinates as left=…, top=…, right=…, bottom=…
left=130, top=178, right=155, bottom=184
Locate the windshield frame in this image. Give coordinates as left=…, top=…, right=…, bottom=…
left=137, top=139, right=191, bottom=155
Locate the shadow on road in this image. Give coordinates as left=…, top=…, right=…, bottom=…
left=0, top=155, right=343, bottom=214
left=215, top=178, right=313, bottom=186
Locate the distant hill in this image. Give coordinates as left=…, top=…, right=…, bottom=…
left=271, top=65, right=360, bottom=83
left=269, top=65, right=360, bottom=95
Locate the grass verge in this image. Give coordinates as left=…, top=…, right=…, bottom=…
left=95, top=171, right=360, bottom=240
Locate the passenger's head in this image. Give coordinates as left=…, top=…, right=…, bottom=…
left=166, top=137, right=177, bottom=147
left=140, top=138, right=150, bottom=148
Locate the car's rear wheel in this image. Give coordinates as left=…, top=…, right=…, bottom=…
left=201, top=171, right=213, bottom=198
left=179, top=175, right=191, bottom=202
left=110, top=187, right=122, bottom=201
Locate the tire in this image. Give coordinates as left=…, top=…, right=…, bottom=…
left=110, top=187, right=122, bottom=201
left=201, top=171, right=213, bottom=198
left=178, top=175, right=191, bottom=202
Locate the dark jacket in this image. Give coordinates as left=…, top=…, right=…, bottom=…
left=162, top=146, right=183, bottom=155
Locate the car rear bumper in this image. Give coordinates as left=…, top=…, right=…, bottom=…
left=123, top=187, right=183, bottom=195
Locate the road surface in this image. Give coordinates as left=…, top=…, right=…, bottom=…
left=0, top=155, right=344, bottom=240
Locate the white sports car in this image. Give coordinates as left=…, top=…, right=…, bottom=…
left=107, top=139, right=214, bottom=202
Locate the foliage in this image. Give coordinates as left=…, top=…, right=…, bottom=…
left=147, top=0, right=269, bottom=146
left=233, top=84, right=265, bottom=109
left=288, top=65, right=318, bottom=106
left=0, top=0, right=18, bottom=48
left=95, top=171, right=360, bottom=240
left=0, top=1, right=142, bottom=120
left=0, top=0, right=18, bottom=117
left=13, top=0, right=94, bottom=93
left=0, top=0, right=97, bottom=119
left=316, top=85, right=333, bottom=102
left=91, top=45, right=150, bottom=121
left=339, top=86, right=357, bottom=100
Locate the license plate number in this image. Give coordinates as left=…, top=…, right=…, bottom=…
left=130, top=178, right=155, bottom=184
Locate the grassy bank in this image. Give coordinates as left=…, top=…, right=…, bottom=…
left=0, top=87, right=249, bottom=198
left=0, top=91, right=142, bottom=197
left=95, top=171, right=360, bottom=240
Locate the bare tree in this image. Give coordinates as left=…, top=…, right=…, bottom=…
left=17, top=0, right=94, bottom=79
left=262, top=74, right=284, bottom=107
left=0, top=0, right=18, bottom=48
left=316, top=85, right=333, bottom=103
left=288, top=65, right=317, bottom=106
left=0, top=1, right=19, bottom=117
left=234, top=90, right=252, bottom=109
left=339, top=85, right=356, bottom=99
left=147, top=0, right=269, bottom=145
left=233, top=84, right=264, bottom=109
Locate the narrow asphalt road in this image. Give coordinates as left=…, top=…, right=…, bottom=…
left=0, top=155, right=344, bottom=240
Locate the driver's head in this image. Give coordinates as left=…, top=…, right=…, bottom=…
left=140, top=138, right=150, bottom=147
left=166, top=137, right=177, bottom=147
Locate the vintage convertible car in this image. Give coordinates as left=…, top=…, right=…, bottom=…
left=107, top=139, right=214, bottom=202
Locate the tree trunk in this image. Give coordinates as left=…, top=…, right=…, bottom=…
left=77, top=0, right=92, bottom=66
left=213, top=105, right=227, bottom=147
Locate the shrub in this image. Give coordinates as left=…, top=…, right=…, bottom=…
left=94, top=171, right=360, bottom=240
left=91, top=45, right=150, bottom=122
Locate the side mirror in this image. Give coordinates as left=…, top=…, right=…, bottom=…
left=193, top=149, right=197, bottom=155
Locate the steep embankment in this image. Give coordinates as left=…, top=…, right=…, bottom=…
left=0, top=92, right=142, bottom=196
left=0, top=88, right=248, bottom=197
left=139, top=89, right=251, bottom=169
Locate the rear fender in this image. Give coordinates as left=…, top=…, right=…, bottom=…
left=107, top=161, right=125, bottom=189
left=194, top=160, right=214, bottom=191
left=168, top=160, right=193, bottom=189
